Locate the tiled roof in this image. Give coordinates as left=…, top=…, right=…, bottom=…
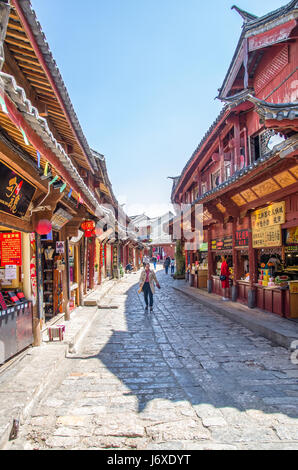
left=0, top=71, right=101, bottom=211
left=193, top=133, right=298, bottom=205
left=171, top=106, right=229, bottom=200
left=218, top=1, right=298, bottom=99
left=17, top=0, right=98, bottom=171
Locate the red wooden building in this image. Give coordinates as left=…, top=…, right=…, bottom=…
left=171, top=2, right=298, bottom=317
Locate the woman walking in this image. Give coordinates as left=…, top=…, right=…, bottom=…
left=138, top=263, right=160, bottom=312
left=220, top=255, right=230, bottom=301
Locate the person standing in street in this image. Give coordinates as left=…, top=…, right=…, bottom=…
left=152, top=255, right=157, bottom=270
left=138, top=263, right=160, bottom=312
left=220, top=255, right=230, bottom=301
left=164, top=256, right=171, bottom=275
left=170, top=258, right=176, bottom=275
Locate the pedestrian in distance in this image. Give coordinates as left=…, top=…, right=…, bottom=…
left=152, top=255, right=157, bottom=270
left=220, top=255, right=230, bottom=301
left=170, top=258, right=175, bottom=275
left=164, top=256, right=171, bottom=275
left=138, top=263, right=161, bottom=312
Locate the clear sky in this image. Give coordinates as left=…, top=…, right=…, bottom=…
left=30, top=0, right=285, bottom=217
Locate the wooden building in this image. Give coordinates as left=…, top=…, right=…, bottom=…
left=0, top=0, right=137, bottom=363
left=171, top=2, right=298, bottom=318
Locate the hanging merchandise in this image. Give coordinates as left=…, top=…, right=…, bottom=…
left=68, top=189, right=73, bottom=198
left=44, top=162, right=49, bottom=177
left=35, top=219, right=52, bottom=236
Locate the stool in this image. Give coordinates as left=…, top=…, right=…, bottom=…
left=48, top=325, right=65, bottom=342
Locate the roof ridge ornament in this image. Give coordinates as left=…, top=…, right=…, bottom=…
left=231, top=5, right=258, bottom=23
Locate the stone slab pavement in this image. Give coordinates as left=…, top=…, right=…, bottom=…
left=5, top=268, right=298, bottom=450
left=0, top=276, right=121, bottom=450
left=173, top=280, right=298, bottom=350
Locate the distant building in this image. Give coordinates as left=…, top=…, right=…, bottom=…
left=131, top=213, right=176, bottom=259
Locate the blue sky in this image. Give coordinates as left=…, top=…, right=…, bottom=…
left=31, top=0, right=285, bottom=217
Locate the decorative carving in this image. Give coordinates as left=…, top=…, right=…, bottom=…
left=273, top=170, right=296, bottom=188
left=231, top=194, right=246, bottom=207
left=252, top=178, right=280, bottom=198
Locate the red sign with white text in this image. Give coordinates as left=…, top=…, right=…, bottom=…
left=0, top=232, right=22, bottom=266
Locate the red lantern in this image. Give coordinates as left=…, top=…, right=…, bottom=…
left=81, top=220, right=96, bottom=238
left=35, top=219, right=52, bottom=235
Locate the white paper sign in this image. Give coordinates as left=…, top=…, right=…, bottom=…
left=5, top=265, right=17, bottom=280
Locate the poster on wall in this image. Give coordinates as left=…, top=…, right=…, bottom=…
left=56, top=241, right=65, bottom=254
left=0, top=161, right=36, bottom=219
left=0, top=232, right=22, bottom=266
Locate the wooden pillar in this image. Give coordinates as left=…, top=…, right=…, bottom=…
left=234, top=117, right=241, bottom=173
left=219, top=137, right=225, bottom=184
left=61, top=227, right=70, bottom=321
left=232, top=219, right=239, bottom=302
left=207, top=226, right=213, bottom=294
left=248, top=214, right=257, bottom=308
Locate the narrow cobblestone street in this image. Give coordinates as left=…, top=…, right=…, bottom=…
left=9, top=268, right=298, bottom=450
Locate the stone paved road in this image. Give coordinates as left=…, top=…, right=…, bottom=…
left=10, top=268, right=298, bottom=450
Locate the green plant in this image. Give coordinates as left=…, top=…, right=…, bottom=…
left=175, top=240, right=185, bottom=276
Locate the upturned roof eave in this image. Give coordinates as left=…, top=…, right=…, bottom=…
left=12, top=0, right=98, bottom=173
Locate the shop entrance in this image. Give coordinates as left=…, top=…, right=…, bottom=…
left=41, top=230, right=63, bottom=320
left=0, top=226, right=33, bottom=363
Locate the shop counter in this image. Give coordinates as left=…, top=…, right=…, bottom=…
left=254, top=284, right=285, bottom=317
left=198, top=270, right=208, bottom=289
left=212, top=275, right=224, bottom=296
left=284, top=282, right=298, bottom=318
left=237, top=280, right=250, bottom=304
left=0, top=301, right=33, bottom=363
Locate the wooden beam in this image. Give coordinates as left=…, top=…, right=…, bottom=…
left=0, top=212, right=32, bottom=232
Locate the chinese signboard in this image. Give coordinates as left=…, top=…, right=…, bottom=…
left=0, top=232, right=22, bottom=266
left=211, top=237, right=233, bottom=251
left=235, top=230, right=249, bottom=247
left=51, top=208, right=73, bottom=230
left=252, top=226, right=282, bottom=248
left=251, top=202, right=285, bottom=230
left=0, top=161, right=36, bottom=219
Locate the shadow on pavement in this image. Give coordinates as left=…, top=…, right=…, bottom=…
left=69, top=269, right=298, bottom=421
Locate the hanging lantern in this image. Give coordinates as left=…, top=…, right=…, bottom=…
left=35, top=219, right=52, bottom=235
left=81, top=220, right=96, bottom=238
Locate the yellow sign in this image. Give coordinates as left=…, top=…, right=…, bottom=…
left=252, top=225, right=282, bottom=248
left=290, top=281, right=298, bottom=294
left=251, top=202, right=285, bottom=230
